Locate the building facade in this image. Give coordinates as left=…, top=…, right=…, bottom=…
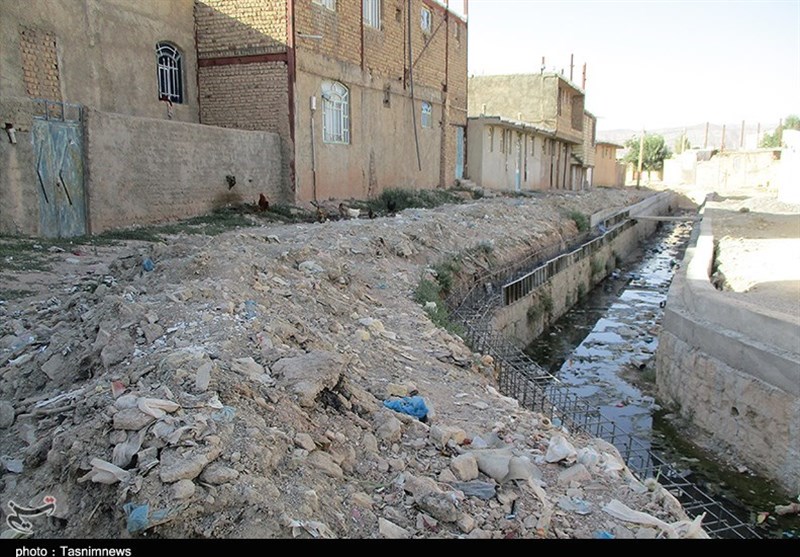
left=467, top=73, right=593, bottom=191
left=594, top=141, right=624, bottom=187
left=196, top=0, right=469, bottom=202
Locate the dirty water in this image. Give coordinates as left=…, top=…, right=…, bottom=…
left=525, top=220, right=796, bottom=539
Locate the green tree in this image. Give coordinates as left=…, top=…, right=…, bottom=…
left=760, top=114, right=800, bottom=148
left=623, top=134, right=672, bottom=171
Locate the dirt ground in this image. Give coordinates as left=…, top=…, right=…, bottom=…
left=0, top=187, right=711, bottom=540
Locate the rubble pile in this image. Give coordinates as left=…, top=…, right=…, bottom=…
left=0, top=188, right=708, bottom=538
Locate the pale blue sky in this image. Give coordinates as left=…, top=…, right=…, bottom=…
left=466, top=0, right=800, bottom=132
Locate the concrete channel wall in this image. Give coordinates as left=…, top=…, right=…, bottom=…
left=656, top=212, right=800, bottom=495
left=492, top=191, right=678, bottom=347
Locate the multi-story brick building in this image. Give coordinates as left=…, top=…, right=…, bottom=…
left=467, top=73, right=595, bottom=192
left=196, top=0, right=469, bottom=202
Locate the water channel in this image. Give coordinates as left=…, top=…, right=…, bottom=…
left=524, top=218, right=795, bottom=539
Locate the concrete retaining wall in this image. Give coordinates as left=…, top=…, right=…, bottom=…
left=656, top=210, right=800, bottom=494
left=493, top=191, right=677, bottom=346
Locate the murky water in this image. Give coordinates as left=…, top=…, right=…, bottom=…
left=525, top=219, right=797, bottom=539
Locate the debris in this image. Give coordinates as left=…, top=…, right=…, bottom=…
left=557, top=496, right=592, bottom=515
left=429, top=425, right=467, bottom=448
left=272, top=351, right=344, bottom=408
left=78, top=458, right=132, bottom=485
left=450, top=454, right=479, bottom=481
left=172, top=479, right=196, bottom=500
left=2, top=457, right=23, bottom=474
left=0, top=401, right=15, bottom=429
left=775, top=502, right=800, bottom=516
left=457, top=513, right=476, bottom=533
left=137, top=397, right=180, bottom=419
left=602, top=499, right=708, bottom=539
left=545, top=434, right=577, bottom=464
left=374, top=412, right=403, bottom=442
left=294, top=433, right=316, bottom=452
left=593, top=530, right=615, bottom=539
left=378, top=518, right=410, bottom=539
left=417, top=491, right=458, bottom=523
left=383, top=395, right=428, bottom=420
left=450, top=481, right=496, bottom=500
left=199, top=463, right=240, bottom=485
left=142, top=258, right=155, bottom=272
left=558, top=463, right=592, bottom=485
left=307, top=450, right=344, bottom=479
left=288, top=519, right=335, bottom=539
left=123, top=503, right=170, bottom=534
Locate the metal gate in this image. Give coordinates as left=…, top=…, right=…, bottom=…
left=31, top=100, right=87, bottom=238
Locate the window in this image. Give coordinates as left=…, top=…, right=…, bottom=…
left=421, top=101, right=432, bottom=128
left=363, top=0, right=381, bottom=28
left=156, top=42, right=183, bottom=104
left=322, top=81, right=350, bottom=144
left=313, top=0, right=336, bottom=10
left=421, top=7, right=432, bottom=33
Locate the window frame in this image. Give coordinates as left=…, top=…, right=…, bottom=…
left=421, top=6, right=433, bottom=34
left=363, top=0, right=381, bottom=29
left=156, top=42, right=184, bottom=104
left=313, top=0, right=336, bottom=10
left=321, top=80, right=350, bottom=145
left=421, top=101, right=432, bottom=129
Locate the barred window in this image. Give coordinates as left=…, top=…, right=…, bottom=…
left=363, top=0, right=381, bottom=28
left=156, top=43, right=183, bottom=104
left=421, top=101, right=432, bottom=128
left=322, top=81, right=350, bottom=144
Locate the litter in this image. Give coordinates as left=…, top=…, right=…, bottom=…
left=383, top=396, right=429, bottom=421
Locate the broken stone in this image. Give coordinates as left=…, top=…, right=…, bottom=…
left=417, top=491, right=458, bottom=523
left=159, top=452, right=210, bottom=483
left=438, top=468, right=457, bottom=482
left=231, top=357, right=265, bottom=377
left=295, top=433, right=316, bottom=452
left=140, top=323, right=164, bottom=344
left=451, top=453, right=479, bottom=481
left=199, top=463, right=240, bottom=485
left=362, top=432, right=379, bottom=454
left=374, top=411, right=402, bottom=443
left=429, top=425, right=467, bottom=448
left=100, top=332, right=133, bottom=368
left=457, top=513, right=476, bottom=533
left=299, top=260, right=325, bottom=275
left=404, top=474, right=440, bottom=499
left=172, top=479, right=196, bottom=500
left=195, top=361, right=212, bottom=392
left=307, top=450, right=344, bottom=479
left=558, top=463, right=592, bottom=485
left=351, top=492, right=373, bottom=509
left=113, top=408, right=155, bottom=430
left=0, top=401, right=15, bottom=429
left=271, top=351, right=344, bottom=408
left=3, top=457, right=24, bottom=474
left=451, top=481, right=496, bottom=500
left=41, top=353, right=65, bottom=380
left=378, top=517, right=410, bottom=539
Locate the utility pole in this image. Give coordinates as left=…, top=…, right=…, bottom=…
left=582, top=63, right=587, bottom=90
left=636, top=131, right=645, bottom=188
left=704, top=122, right=709, bottom=149
left=570, top=53, right=574, bottom=82
left=740, top=120, right=745, bottom=149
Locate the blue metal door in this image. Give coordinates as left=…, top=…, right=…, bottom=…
left=455, top=126, right=465, bottom=180
left=32, top=103, right=86, bottom=238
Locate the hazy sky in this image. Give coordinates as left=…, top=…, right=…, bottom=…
left=466, top=0, right=800, bottom=133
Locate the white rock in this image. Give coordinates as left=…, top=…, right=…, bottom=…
left=451, top=454, right=479, bottom=481
left=295, top=433, right=316, bottom=452
left=545, top=434, right=577, bottom=463
left=457, top=513, right=476, bottom=533
left=379, top=518, right=410, bottom=539
left=558, top=463, right=592, bottom=485
left=172, top=479, right=196, bottom=500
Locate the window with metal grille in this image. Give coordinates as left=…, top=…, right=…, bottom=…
left=322, top=81, right=350, bottom=144
left=421, top=101, right=432, bottom=128
left=313, top=0, right=336, bottom=10
left=421, top=6, right=432, bottom=33
left=363, top=0, right=381, bottom=28
left=156, top=43, right=183, bottom=104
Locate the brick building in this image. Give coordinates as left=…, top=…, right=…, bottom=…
left=196, top=0, right=469, bottom=202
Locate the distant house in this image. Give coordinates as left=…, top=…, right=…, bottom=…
left=466, top=116, right=556, bottom=192
left=594, top=141, right=625, bottom=187
left=467, top=73, right=594, bottom=191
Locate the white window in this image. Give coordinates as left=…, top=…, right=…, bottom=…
left=156, top=42, right=183, bottom=104
left=421, top=101, right=432, bottom=128
left=421, top=7, right=432, bottom=33
left=322, top=81, right=350, bottom=144
left=313, top=0, right=336, bottom=10
left=363, top=0, right=381, bottom=29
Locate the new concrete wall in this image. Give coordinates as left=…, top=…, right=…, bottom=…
left=656, top=211, right=800, bottom=494
left=84, top=109, right=282, bottom=233
left=493, top=192, right=676, bottom=346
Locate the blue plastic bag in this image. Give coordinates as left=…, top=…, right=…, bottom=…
left=383, top=395, right=429, bottom=421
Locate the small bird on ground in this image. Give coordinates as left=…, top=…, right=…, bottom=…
left=258, top=194, right=269, bottom=212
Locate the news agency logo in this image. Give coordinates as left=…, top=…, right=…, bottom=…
left=6, top=496, right=57, bottom=535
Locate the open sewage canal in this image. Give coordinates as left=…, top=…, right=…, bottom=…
left=523, top=218, right=793, bottom=539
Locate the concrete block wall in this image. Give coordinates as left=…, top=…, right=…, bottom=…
left=84, top=109, right=283, bottom=233
left=656, top=211, right=800, bottom=494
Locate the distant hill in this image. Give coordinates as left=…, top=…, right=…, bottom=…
left=598, top=122, right=781, bottom=155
